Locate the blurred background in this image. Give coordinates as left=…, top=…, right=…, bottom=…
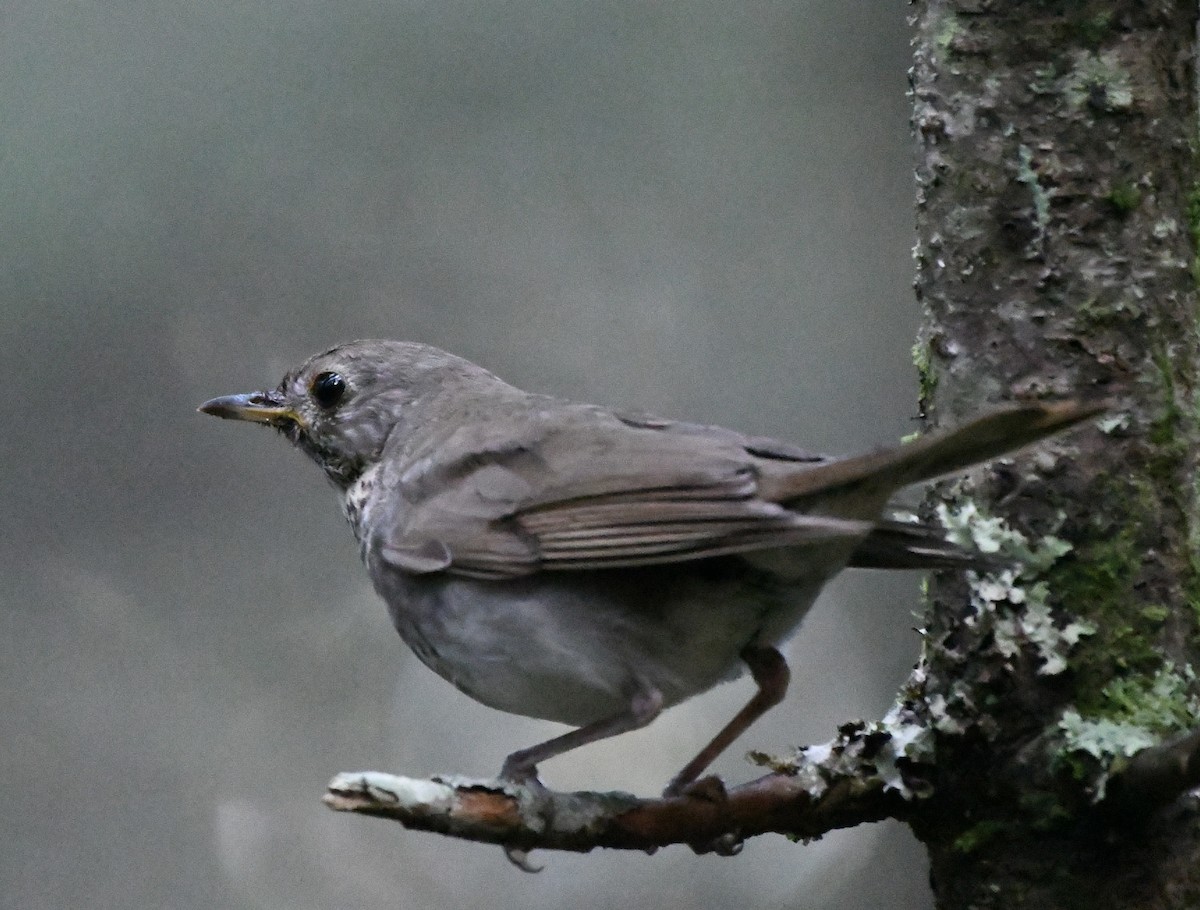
left=2, top=1, right=932, bottom=908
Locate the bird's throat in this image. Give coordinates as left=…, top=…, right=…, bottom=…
left=342, top=463, right=380, bottom=555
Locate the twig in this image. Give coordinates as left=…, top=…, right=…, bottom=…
left=323, top=770, right=910, bottom=854
left=323, top=710, right=934, bottom=855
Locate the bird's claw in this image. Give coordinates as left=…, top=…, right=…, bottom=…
left=503, top=845, right=544, bottom=873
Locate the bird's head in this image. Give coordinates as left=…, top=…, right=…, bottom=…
left=199, top=339, right=493, bottom=488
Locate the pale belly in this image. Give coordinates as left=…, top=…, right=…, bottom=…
left=368, top=555, right=828, bottom=726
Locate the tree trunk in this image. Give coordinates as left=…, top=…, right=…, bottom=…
left=910, top=2, right=1200, bottom=907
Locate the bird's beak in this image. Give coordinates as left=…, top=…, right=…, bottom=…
left=198, top=391, right=305, bottom=428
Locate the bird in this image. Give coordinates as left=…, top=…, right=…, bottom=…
left=199, top=339, right=1101, bottom=797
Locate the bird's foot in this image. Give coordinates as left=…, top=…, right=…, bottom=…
left=498, top=756, right=548, bottom=794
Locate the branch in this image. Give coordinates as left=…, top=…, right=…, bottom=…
left=323, top=706, right=935, bottom=856
left=1106, top=727, right=1200, bottom=816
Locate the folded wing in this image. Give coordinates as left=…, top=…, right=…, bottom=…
left=375, top=408, right=872, bottom=579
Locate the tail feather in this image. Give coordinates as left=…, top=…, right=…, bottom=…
left=763, top=399, right=1107, bottom=505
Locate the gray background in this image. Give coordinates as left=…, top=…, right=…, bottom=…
left=3, top=1, right=933, bottom=908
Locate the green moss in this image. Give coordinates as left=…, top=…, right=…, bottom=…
left=1147, top=349, right=1184, bottom=449
left=952, top=818, right=1010, bottom=855
left=1074, top=11, right=1113, bottom=48
left=1139, top=604, right=1169, bottom=624
left=1106, top=182, right=1141, bottom=214
left=933, top=10, right=960, bottom=53
left=1186, top=360, right=1200, bottom=626
left=1052, top=461, right=1200, bottom=788
left=1188, top=576, right=1200, bottom=634
left=1146, top=344, right=1200, bottom=631
left=1050, top=518, right=1159, bottom=708
left=1100, top=663, right=1200, bottom=733
left=1018, top=790, right=1073, bottom=831
left=1187, top=181, right=1200, bottom=285
left=912, top=336, right=938, bottom=408
left=1186, top=181, right=1200, bottom=246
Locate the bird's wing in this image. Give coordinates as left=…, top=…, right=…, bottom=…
left=375, top=408, right=872, bottom=579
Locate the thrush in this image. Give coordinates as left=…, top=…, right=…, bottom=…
left=200, top=340, right=1101, bottom=796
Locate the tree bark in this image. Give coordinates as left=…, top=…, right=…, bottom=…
left=910, top=2, right=1200, bottom=907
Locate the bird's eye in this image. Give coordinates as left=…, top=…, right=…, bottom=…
left=310, top=371, right=347, bottom=409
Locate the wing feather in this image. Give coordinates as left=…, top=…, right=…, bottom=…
left=377, top=410, right=873, bottom=578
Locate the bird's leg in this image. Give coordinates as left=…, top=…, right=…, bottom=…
left=500, top=687, right=665, bottom=787
left=663, top=645, right=790, bottom=798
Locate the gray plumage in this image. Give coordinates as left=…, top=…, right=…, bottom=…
left=200, top=339, right=1102, bottom=795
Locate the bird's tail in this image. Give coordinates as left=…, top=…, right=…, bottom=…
left=765, top=399, right=1107, bottom=504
